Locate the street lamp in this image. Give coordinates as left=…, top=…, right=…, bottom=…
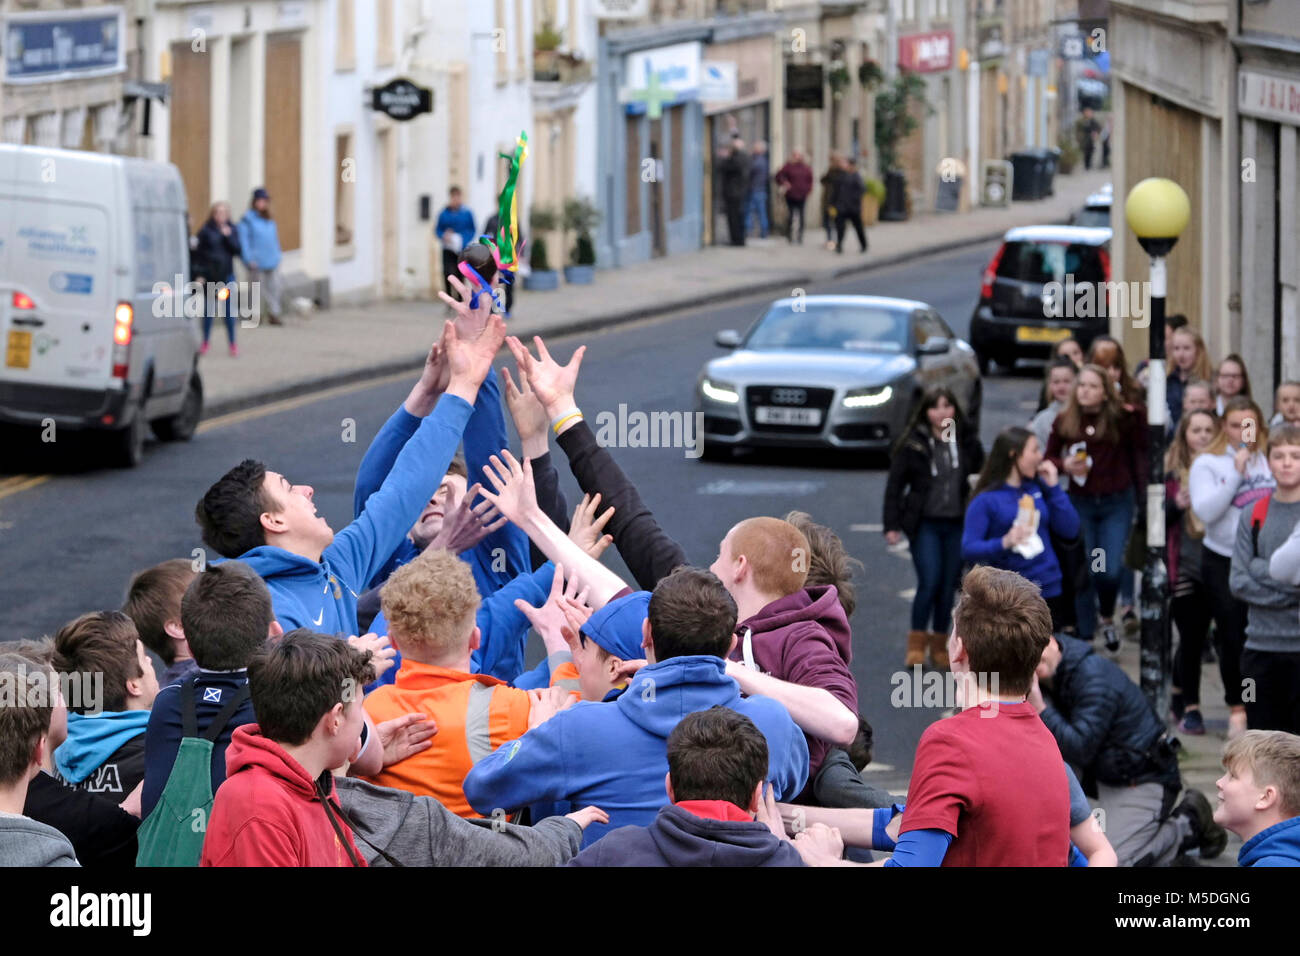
left=1124, top=177, right=1190, bottom=716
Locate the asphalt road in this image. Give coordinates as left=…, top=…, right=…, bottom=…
left=0, top=240, right=1043, bottom=786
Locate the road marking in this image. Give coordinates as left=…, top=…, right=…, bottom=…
left=849, top=523, right=883, bottom=532
left=0, top=474, right=48, bottom=501
left=861, top=761, right=895, bottom=773
left=198, top=370, right=415, bottom=434
left=698, top=479, right=823, bottom=496
left=898, top=587, right=916, bottom=600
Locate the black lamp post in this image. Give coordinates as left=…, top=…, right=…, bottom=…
left=1124, top=177, right=1190, bottom=715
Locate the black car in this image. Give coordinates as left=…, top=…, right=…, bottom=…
left=969, top=225, right=1113, bottom=373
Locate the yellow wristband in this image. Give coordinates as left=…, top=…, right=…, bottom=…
left=552, top=412, right=583, bottom=435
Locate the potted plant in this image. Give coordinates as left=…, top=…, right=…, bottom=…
left=524, top=204, right=560, bottom=291
left=561, top=196, right=601, bottom=285
left=862, top=176, right=886, bottom=225
left=1055, top=131, right=1081, bottom=175
left=858, top=59, right=884, bottom=90
left=874, top=72, right=932, bottom=221
left=828, top=65, right=851, bottom=100
left=534, top=21, right=562, bottom=81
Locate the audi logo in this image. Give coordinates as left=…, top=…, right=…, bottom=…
left=771, top=388, right=807, bottom=405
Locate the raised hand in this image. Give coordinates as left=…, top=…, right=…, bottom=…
left=438, top=272, right=492, bottom=340
left=514, top=563, right=592, bottom=655
left=568, top=493, right=614, bottom=559
left=424, top=482, right=507, bottom=555
left=445, top=313, right=507, bottom=402
left=505, top=334, right=585, bottom=417
left=347, top=632, right=396, bottom=679
left=479, top=450, right=539, bottom=525
left=501, top=364, right=549, bottom=459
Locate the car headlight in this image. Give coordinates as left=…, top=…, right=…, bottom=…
left=842, top=385, right=893, bottom=409
left=701, top=378, right=740, bottom=405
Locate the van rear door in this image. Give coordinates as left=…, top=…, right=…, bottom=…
left=0, top=196, right=115, bottom=393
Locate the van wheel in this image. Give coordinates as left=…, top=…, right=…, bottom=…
left=152, top=374, right=203, bottom=442
left=109, top=414, right=146, bottom=468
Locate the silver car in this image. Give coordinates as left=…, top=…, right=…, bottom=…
left=696, top=295, right=982, bottom=457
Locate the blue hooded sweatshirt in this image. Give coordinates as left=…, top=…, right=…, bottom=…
left=56, top=711, right=151, bottom=786
left=961, top=478, right=1081, bottom=598
left=238, top=394, right=473, bottom=637
left=462, top=655, right=809, bottom=847
left=1238, top=816, right=1300, bottom=867
left=236, top=209, right=281, bottom=271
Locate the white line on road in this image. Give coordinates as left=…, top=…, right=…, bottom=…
left=849, top=523, right=883, bottom=532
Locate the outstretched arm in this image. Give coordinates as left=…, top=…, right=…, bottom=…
left=479, top=452, right=628, bottom=611
left=726, top=661, right=858, bottom=747
left=508, top=335, right=689, bottom=589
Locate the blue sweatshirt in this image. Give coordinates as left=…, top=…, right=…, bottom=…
left=1238, top=816, right=1300, bottom=867
left=368, top=561, right=555, bottom=685
left=352, top=372, right=529, bottom=598
left=236, top=209, right=282, bottom=271
left=462, top=655, right=810, bottom=847
left=436, top=206, right=477, bottom=249
left=962, top=479, right=1081, bottom=598
left=240, top=395, right=473, bottom=637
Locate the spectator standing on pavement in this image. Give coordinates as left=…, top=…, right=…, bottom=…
left=236, top=188, right=283, bottom=327
left=963, top=426, right=1081, bottom=633
left=1190, top=396, right=1274, bottom=741
left=884, top=387, right=985, bottom=670
left=1270, top=381, right=1300, bottom=428
left=819, top=153, right=845, bottom=249
left=1031, top=631, right=1228, bottom=866
left=193, top=201, right=243, bottom=355
left=745, top=141, right=770, bottom=239
left=436, top=187, right=476, bottom=304
left=1075, top=107, right=1101, bottom=170
left=1233, top=423, right=1300, bottom=734
left=832, top=157, right=867, bottom=255
left=718, top=138, right=750, bottom=247
left=1046, top=365, right=1148, bottom=652
left=1030, top=358, right=1078, bottom=450
left=1168, top=325, right=1215, bottom=429
left=774, top=149, right=813, bottom=244
left=1166, top=409, right=1219, bottom=735
left=1215, top=354, right=1254, bottom=417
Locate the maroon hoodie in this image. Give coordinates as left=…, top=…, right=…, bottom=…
left=728, top=585, right=858, bottom=788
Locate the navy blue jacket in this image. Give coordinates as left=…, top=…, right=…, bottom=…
left=1040, top=635, right=1179, bottom=788
left=962, top=478, right=1080, bottom=598
left=569, top=804, right=805, bottom=867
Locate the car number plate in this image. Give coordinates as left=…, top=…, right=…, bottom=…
left=6, top=330, right=31, bottom=369
left=1016, top=326, right=1071, bottom=344
left=755, top=406, right=822, bottom=426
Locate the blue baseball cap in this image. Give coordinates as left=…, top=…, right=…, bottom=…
left=582, top=591, right=650, bottom=661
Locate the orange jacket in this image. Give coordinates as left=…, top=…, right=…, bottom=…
left=363, top=660, right=530, bottom=818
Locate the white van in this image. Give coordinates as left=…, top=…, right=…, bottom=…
left=0, top=144, right=202, bottom=467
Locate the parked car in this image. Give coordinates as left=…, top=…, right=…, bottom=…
left=0, top=144, right=201, bottom=467
left=696, top=295, right=981, bottom=458
left=1070, top=183, right=1112, bottom=228
left=969, top=225, right=1113, bottom=373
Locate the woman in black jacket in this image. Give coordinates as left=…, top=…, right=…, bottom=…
left=883, top=387, right=985, bottom=669
left=193, top=201, right=243, bottom=355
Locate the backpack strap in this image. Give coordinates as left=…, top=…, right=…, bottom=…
left=201, top=684, right=251, bottom=743
left=180, top=677, right=200, bottom=739
left=316, top=777, right=403, bottom=868
left=1251, top=494, right=1272, bottom=558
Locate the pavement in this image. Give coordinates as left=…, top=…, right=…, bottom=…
left=199, top=169, right=1113, bottom=417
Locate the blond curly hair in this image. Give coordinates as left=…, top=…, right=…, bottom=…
left=379, top=548, right=480, bottom=661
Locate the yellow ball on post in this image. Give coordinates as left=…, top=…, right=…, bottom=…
left=1124, top=177, right=1190, bottom=251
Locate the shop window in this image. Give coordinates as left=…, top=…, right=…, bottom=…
left=335, top=131, right=355, bottom=252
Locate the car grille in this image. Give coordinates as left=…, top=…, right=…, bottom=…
left=745, top=385, right=834, bottom=433
left=702, top=415, right=742, bottom=436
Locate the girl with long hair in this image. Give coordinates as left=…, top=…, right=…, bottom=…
left=1037, top=338, right=1084, bottom=411
left=1165, top=409, right=1219, bottom=734
left=962, top=426, right=1080, bottom=630
left=1168, top=326, right=1213, bottom=430
left=1214, top=354, right=1253, bottom=416
left=1046, top=364, right=1148, bottom=651
left=1031, top=358, right=1077, bottom=450
left=883, top=387, right=985, bottom=668
left=1088, top=335, right=1145, bottom=407
left=1189, top=396, right=1274, bottom=739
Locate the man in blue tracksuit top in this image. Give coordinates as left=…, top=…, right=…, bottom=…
left=463, top=567, right=810, bottom=847
left=351, top=368, right=542, bottom=683
left=194, top=311, right=507, bottom=642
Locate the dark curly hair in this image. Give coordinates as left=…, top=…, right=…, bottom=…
left=196, top=459, right=273, bottom=558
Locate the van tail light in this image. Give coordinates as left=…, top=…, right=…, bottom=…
left=1098, top=247, right=1111, bottom=282
left=980, top=244, right=1005, bottom=300
left=112, top=302, right=133, bottom=378
left=12, top=291, right=35, bottom=310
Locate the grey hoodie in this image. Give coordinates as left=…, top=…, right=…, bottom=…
left=333, top=777, right=582, bottom=867
left=0, top=813, right=80, bottom=867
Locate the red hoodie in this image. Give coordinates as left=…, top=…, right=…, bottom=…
left=200, top=724, right=367, bottom=867
left=729, top=585, right=858, bottom=786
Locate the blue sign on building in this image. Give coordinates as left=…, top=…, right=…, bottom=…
left=5, top=10, right=125, bottom=84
